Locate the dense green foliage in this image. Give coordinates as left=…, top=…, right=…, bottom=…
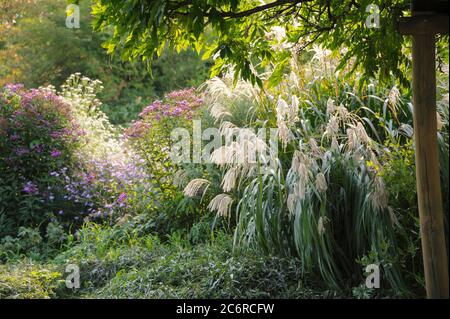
left=0, top=0, right=210, bottom=124
left=86, top=0, right=446, bottom=87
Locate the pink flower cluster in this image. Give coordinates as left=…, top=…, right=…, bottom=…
left=125, top=88, right=204, bottom=139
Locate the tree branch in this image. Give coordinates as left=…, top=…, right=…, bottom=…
left=219, top=0, right=312, bottom=19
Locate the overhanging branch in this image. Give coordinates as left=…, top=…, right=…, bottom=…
left=219, top=0, right=312, bottom=19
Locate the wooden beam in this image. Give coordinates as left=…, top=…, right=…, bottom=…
left=412, top=33, right=449, bottom=299
left=399, top=14, right=449, bottom=35
left=412, top=0, right=449, bottom=13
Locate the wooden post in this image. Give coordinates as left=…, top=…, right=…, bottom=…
left=411, top=29, right=449, bottom=299
left=399, top=5, right=449, bottom=298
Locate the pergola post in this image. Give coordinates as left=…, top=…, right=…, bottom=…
left=399, top=2, right=449, bottom=299
left=412, top=33, right=448, bottom=299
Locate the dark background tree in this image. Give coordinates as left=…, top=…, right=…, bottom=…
left=0, top=0, right=211, bottom=124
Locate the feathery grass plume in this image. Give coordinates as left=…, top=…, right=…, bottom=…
left=325, top=116, right=339, bottom=138
left=315, top=173, right=328, bottom=193
left=346, top=128, right=358, bottom=151
left=276, top=96, right=287, bottom=118
left=236, top=128, right=270, bottom=165
left=183, top=179, right=211, bottom=198
left=387, top=86, right=401, bottom=123
left=291, top=150, right=302, bottom=170
left=277, top=120, right=290, bottom=149
left=208, top=194, right=233, bottom=217
left=210, top=103, right=232, bottom=122
left=222, top=167, right=237, bottom=192
left=219, top=121, right=238, bottom=140
left=201, top=75, right=257, bottom=124
left=371, top=176, right=388, bottom=210
left=388, top=85, right=400, bottom=109
left=287, top=193, right=296, bottom=215
left=291, top=152, right=309, bottom=200
left=326, top=98, right=336, bottom=114
left=201, top=77, right=233, bottom=122
left=317, top=216, right=326, bottom=236
left=309, top=137, right=322, bottom=157
left=212, top=50, right=422, bottom=294
left=276, top=97, right=292, bottom=148
left=294, top=181, right=306, bottom=200
left=202, top=77, right=233, bottom=100
left=331, top=136, right=339, bottom=151
left=210, top=145, right=235, bottom=166
left=288, top=95, right=300, bottom=123
left=356, top=122, right=371, bottom=145
left=336, top=104, right=360, bottom=126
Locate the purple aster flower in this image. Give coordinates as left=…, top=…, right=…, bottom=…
left=4, top=83, right=24, bottom=92
left=117, top=192, right=128, bottom=206
left=23, top=181, right=39, bottom=195
left=50, top=131, right=61, bottom=139
left=51, top=149, right=62, bottom=157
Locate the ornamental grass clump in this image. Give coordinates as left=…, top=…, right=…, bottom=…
left=181, top=51, right=447, bottom=295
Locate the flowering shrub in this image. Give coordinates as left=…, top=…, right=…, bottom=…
left=0, top=84, right=83, bottom=237
left=58, top=74, right=153, bottom=224
left=115, top=88, right=213, bottom=235
left=124, top=89, right=204, bottom=207
left=0, top=76, right=153, bottom=245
